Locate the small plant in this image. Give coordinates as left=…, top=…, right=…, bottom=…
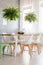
left=25, top=12, right=37, bottom=23
left=3, top=7, right=19, bottom=21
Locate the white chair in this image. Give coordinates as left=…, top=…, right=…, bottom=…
left=18, top=34, right=33, bottom=57
left=31, top=34, right=41, bottom=54
left=3, top=33, right=16, bottom=55
left=11, top=33, right=18, bottom=56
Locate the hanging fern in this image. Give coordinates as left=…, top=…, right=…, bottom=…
left=25, top=12, right=37, bottom=23
left=3, top=7, right=19, bottom=21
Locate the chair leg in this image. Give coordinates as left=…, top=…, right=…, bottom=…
left=13, top=45, right=15, bottom=52
left=3, top=45, right=6, bottom=55
left=37, top=43, right=41, bottom=54
left=31, top=43, right=33, bottom=50
left=7, top=46, right=9, bottom=53
left=28, top=44, right=32, bottom=58
left=20, top=44, right=24, bottom=53
left=9, top=45, right=13, bottom=55
left=12, top=44, right=15, bottom=54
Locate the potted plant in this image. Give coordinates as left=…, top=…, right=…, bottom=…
left=2, top=7, right=19, bottom=21
left=25, top=12, right=37, bottom=23
left=18, top=31, right=24, bottom=34
left=25, top=12, right=38, bottom=33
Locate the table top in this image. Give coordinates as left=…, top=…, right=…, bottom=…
left=0, top=33, right=42, bottom=36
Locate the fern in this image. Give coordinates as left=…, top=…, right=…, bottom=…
left=25, top=12, right=37, bottom=23
left=3, top=7, right=19, bottom=21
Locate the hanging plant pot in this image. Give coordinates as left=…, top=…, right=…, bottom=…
left=18, top=31, right=24, bottom=34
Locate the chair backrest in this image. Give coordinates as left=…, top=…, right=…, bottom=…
left=19, top=34, right=33, bottom=43
left=2, top=33, right=12, bottom=43
left=29, top=34, right=33, bottom=42
left=32, top=33, right=41, bottom=42
left=37, top=34, right=41, bottom=41
left=11, top=33, right=18, bottom=41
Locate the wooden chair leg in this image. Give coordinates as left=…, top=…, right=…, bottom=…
left=20, top=44, right=24, bottom=53
left=12, top=45, right=15, bottom=53
left=31, top=43, right=33, bottom=50
left=37, top=43, right=41, bottom=54
left=28, top=44, right=32, bottom=58
left=31, top=43, right=41, bottom=55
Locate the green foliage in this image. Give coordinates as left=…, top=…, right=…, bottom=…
left=25, top=12, right=37, bottom=22
left=3, top=7, right=19, bottom=21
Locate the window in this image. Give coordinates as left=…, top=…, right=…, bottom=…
left=39, top=1, right=43, bottom=33
left=20, top=5, right=34, bottom=33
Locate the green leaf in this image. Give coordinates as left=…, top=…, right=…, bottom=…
left=25, top=12, right=37, bottom=23
left=2, top=7, right=20, bottom=21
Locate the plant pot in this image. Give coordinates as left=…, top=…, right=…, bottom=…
left=18, top=31, right=24, bottom=34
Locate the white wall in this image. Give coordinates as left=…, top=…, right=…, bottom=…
left=33, top=0, right=39, bottom=33
left=0, top=0, right=18, bottom=34
left=39, top=0, right=43, bottom=33
left=0, top=0, right=43, bottom=44
left=20, top=0, right=39, bottom=33
left=0, top=0, right=41, bottom=33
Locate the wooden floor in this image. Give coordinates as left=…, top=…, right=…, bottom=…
left=0, top=46, right=43, bottom=65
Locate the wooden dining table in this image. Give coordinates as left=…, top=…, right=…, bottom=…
left=0, top=33, right=42, bottom=56
left=0, top=33, right=42, bottom=36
